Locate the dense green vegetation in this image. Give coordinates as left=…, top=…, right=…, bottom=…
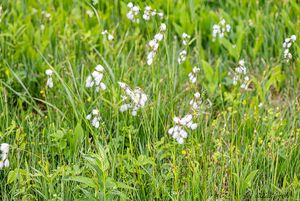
left=0, top=0, right=299, bottom=200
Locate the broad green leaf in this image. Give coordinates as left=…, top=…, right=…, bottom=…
left=7, top=170, right=17, bottom=184
left=66, top=176, right=98, bottom=189
left=244, top=170, right=258, bottom=188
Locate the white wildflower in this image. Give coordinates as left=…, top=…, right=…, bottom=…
left=143, top=5, right=164, bottom=21
left=182, top=33, right=191, bottom=46
left=102, top=30, right=114, bottom=41
left=45, top=69, right=53, bottom=88
left=157, top=12, right=164, bottom=19
left=146, top=23, right=167, bottom=65
left=188, top=67, right=200, bottom=83
left=86, top=64, right=106, bottom=92
left=178, top=50, right=187, bottom=64
left=212, top=18, right=231, bottom=41
left=0, top=143, right=10, bottom=169
left=168, top=114, right=197, bottom=144
left=127, top=3, right=140, bottom=23
left=118, top=82, right=147, bottom=116
left=283, top=35, right=296, bottom=62
left=230, top=59, right=250, bottom=90
left=86, top=109, right=101, bottom=128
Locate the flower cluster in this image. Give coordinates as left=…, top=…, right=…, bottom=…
left=178, top=50, right=187, bottom=64
left=127, top=2, right=140, bottom=23
left=86, top=109, right=101, bottom=128
left=0, top=143, right=9, bottom=169
left=143, top=6, right=164, bottom=21
left=178, top=33, right=191, bottom=64
left=189, top=92, right=202, bottom=113
left=45, top=69, right=53, bottom=88
left=189, top=92, right=212, bottom=116
left=232, top=60, right=250, bottom=89
left=182, top=33, right=191, bottom=46
left=283, top=35, right=296, bottom=62
left=86, top=64, right=107, bottom=92
left=101, top=30, right=114, bottom=41
left=188, top=66, right=200, bottom=83
left=118, top=82, right=147, bottom=116
left=168, top=114, right=197, bottom=144
left=212, top=19, right=231, bottom=41
left=147, top=23, right=167, bottom=65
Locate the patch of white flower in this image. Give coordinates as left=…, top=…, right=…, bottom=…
left=168, top=114, right=197, bottom=144
left=0, top=143, right=10, bottom=169
left=178, top=33, right=191, bottom=64
left=146, top=23, right=167, bottom=65
left=188, top=67, right=200, bottom=83
left=143, top=6, right=164, bottom=21
left=101, top=30, right=114, bottom=41
left=45, top=69, right=53, bottom=88
left=231, top=60, right=250, bottom=90
left=118, top=82, right=147, bottom=116
left=189, top=92, right=212, bottom=116
left=86, top=64, right=107, bottom=92
left=182, top=33, right=191, bottom=46
left=212, top=19, right=231, bottom=41
left=86, top=109, right=101, bottom=128
left=127, top=2, right=140, bottom=23
left=189, top=92, right=202, bottom=113
left=178, top=50, right=187, bottom=64
left=283, top=35, right=296, bottom=62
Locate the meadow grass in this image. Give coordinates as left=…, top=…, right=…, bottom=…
left=0, top=0, right=300, bottom=200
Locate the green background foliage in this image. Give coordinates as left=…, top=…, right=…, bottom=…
left=0, top=0, right=299, bottom=200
